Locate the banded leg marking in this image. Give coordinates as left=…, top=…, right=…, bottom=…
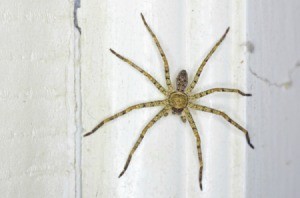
left=188, top=103, right=254, bottom=149
left=140, top=13, right=173, bottom=91
left=186, top=27, right=230, bottom=94
left=119, top=107, right=170, bottom=177
left=84, top=100, right=167, bottom=137
left=110, top=49, right=168, bottom=95
left=184, top=108, right=204, bottom=190
left=190, top=88, right=251, bottom=100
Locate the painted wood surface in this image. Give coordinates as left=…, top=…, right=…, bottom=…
left=1, top=0, right=299, bottom=197
left=80, top=1, right=248, bottom=197
left=0, top=0, right=76, bottom=197
left=247, top=0, right=300, bottom=197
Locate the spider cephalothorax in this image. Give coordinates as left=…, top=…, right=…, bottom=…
left=169, top=91, right=188, bottom=114
left=85, top=13, right=254, bottom=191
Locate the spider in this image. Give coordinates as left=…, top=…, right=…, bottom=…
left=84, top=13, right=254, bottom=190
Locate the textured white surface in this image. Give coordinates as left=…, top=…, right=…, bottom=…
left=247, top=0, right=300, bottom=197
left=2, top=0, right=299, bottom=197
left=0, top=0, right=75, bottom=197
left=80, top=1, right=248, bottom=197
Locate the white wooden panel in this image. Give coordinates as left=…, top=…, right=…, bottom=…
left=1, top=0, right=298, bottom=197
left=0, top=0, right=76, bottom=197
left=247, top=0, right=300, bottom=197
left=81, top=0, right=250, bottom=197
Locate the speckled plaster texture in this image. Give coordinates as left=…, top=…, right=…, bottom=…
left=0, top=0, right=76, bottom=197
left=80, top=0, right=247, bottom=197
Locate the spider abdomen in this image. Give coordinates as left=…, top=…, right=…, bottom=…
left=176, top=70, right=188, bottom=92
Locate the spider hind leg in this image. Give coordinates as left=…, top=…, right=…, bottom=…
left=188, top=103, right=255, bottom=149
left=184, top=108, right=204, bottom=190
left=119, top=107, right=169, bottom=178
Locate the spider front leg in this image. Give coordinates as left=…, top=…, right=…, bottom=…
left=119, top=106, right=170, bottom=177
left=84, top=100, right=167, bottom=137
left=184, top=108, right=204, bottom=190
left=110, top=49, right=168, bottom=95
left=186, top=27, right=230, bottom=94
left=189, top=88, right=252, bottom=100
left=188, top=103, right=254, bottom=149
left=141, top=14, right=174, bottom=91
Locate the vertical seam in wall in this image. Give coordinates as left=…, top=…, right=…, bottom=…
left=245, top=1, right=250, bottom=197
left=229, top=0, right=247, bottom=196
left=184, top=0, right=190, bottom=196
left=74, top=0, right=82, bottom=197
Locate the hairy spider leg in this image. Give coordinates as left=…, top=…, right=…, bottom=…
left=189, top=88, right=252, bottom=100
left=141, top=13, right=173, bottom=91
left=119, top=106, right=170, bottom=177
left=110, top=49, right=168, bottom=95
left=184, top=108, right=204, bottom=190
left=84, top=100, right=167, bottom=137
left=188, top=103, right=254, bottom=149
left=186, top=27, right=230, bottom=94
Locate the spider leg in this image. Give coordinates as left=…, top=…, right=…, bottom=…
left=188, top=103, right=254, bottom=149
left=84, top=100, right=167, bottom=137
left=110, top=49, right=168, bottom=95
left=190, top=88, right=251, bottom=100
left=186, top=27, right=230, bottom=94
left=184, top=108, right=203, bottom=190
left=140, top=13, right=173, bottom=91
left=119, top=106, right=170, bottom=177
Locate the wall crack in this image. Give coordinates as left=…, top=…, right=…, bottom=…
left=249, top=62, right=300, bottom=89
left=74, top=0, right=81, bottom=34
left=74, top=0, right=82, bottom=198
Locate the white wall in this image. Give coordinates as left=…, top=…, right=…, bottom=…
left=247, top=0, right=300, bottom=197
left=1, top=0, right=299, bottom=197
left=0, top=0, right=76, bottom=198
left=80, top=0, right=248, bottom=197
